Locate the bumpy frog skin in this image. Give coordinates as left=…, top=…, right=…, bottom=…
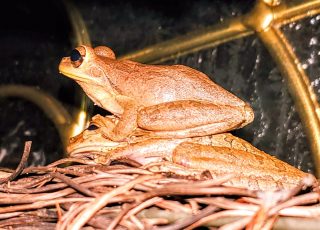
left=59, top=45, right=254, bottom=141
left=67, top=115, right=317, bottom=191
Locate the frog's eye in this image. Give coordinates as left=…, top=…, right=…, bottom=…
left=87, top=124, right=99, bottom=131
left=70, top=49, right=83, bottom=67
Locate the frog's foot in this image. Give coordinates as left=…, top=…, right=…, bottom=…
left=90, top=114, right=119, bottom=130
left=95, top=153, right=164, bottom=166
left=99, top=126, right=149, bottom=143
left=88, top=115, right=128, bottom=141
left=100, top=126, right=123, bottom=142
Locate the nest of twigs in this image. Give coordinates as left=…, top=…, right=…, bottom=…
left=0, top=141, right=319, bottom=230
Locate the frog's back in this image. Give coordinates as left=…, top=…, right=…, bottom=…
left=112, top=60, right=246, bottom=107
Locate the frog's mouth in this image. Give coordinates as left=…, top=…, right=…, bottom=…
left=58, top=58, right=91, bottom=83
left=67, top=142, right=123, bottom=158
left=59, top=69, right=90, bottom=83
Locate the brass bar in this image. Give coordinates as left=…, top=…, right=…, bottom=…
left=63, top=0, right=91, bottom=46
left=120, top=19, right=253, bottom=63
left=258, top=27, right=320, bottom=177
left=274, top=0, right=320, bottom=26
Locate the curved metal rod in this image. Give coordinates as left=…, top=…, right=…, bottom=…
left=258, top=27, right=320, bottom=177
left=274, top=0, right=320, bottom=26
left=120, top=19, right=253, bottom=63
left=0, top=85, right=72, bottom=148
left=63, top=0, right=91, bottom=46
left=120, top=0, right=320, bottom=64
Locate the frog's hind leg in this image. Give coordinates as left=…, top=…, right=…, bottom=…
left=146, top=121, right=241, bottom=138
left=172, top=141, right=310, bottom=191
left=137, top=100, right=253, bottom=138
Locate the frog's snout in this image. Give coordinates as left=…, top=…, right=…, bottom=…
left=244, top=104, right=254, bottom=125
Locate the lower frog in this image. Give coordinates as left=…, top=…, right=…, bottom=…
left=67, top=115, right=317, bottom=191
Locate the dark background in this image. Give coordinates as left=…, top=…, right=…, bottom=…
left=0, top=0, right=319, bottom=173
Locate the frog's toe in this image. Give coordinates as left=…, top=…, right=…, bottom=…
left=240, top=104, right=254, bottom=127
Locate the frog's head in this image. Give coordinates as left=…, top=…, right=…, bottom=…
left=67, top=115, right=123, bottom=159
left=59, top=45, right=116, bottom=86
left=59, top=46, right=123, bottom=112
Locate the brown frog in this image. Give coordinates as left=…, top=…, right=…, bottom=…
left=59, top=45, right=254, bottom=141
left=67, top=115, right=316, bottom=191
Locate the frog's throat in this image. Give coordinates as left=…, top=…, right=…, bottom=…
left=59, top=70, right=90, bottom=83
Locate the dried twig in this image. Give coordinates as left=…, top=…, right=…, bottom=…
left=50, top=172, right=97, bottom=198
left=0, top=141, right=32, bottom=184
left=0, top=147, right=319, bottom=229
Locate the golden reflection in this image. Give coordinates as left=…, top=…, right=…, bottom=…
left=63, top=0, right=92, bottom=140
left=242, top=0, right=274, bottom=31
left=70, top=111, right=88, bottom=138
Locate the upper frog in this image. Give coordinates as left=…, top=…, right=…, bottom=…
left=59, top=45, right=254, bottom=141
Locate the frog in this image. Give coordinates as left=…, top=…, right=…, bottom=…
left=67, top=114, right=317, bottom=191
left=59, top=45, right=254, bottom=141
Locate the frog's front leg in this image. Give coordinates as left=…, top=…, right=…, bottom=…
left=100, top=95, right=140, bottom=141
left=95, top=138, right=187, bottom=165
left=137, top=100, right=254, bottom=138
left=91, top=114, right=117, bottom=129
